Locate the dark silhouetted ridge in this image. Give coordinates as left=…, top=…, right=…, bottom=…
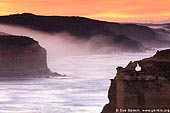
left=0, top=13, right=169, bottom=52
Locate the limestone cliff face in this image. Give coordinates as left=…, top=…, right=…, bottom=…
left=0, top=35, right=56, bottom=77
left=102, top=49, right=170, bottom=113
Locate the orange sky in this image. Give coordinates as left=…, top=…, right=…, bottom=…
left=0, top=0, right=170, bottom=22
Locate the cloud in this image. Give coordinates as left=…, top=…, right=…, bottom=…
left=0, top=0, right=169, bottom=22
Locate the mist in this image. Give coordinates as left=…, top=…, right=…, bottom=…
left=0, top=24, right=114, bottom=58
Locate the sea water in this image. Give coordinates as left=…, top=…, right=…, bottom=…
left=0, top=51, right=156, bottom=113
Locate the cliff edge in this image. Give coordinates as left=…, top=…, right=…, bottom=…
left=102, top=49, right=170, bottom=113
left=0, top=35, right=59, bottom=78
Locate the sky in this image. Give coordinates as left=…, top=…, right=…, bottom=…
left=0, top=0, right=170, bottom=23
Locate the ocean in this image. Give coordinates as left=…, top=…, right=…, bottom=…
left=0, top=51, right=156, bottom=113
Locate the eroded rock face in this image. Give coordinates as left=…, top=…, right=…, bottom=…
left=0, top=35, right=56, bottom=77
left=102, top=49, right=170, bottom=113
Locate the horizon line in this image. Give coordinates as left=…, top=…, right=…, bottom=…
left=1, top=12, right=170, bottom=24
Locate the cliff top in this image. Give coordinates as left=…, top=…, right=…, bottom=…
left=152, top=49, right=170, bottom=61
left=0, top=35, right=39, bottom=50
left=117, top=49, right=170, bottom=81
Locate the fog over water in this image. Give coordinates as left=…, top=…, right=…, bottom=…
left=0, top=24, right=161, bottom=113
left=0, top=24, right=117, bottom=57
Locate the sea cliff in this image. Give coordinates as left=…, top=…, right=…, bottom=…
left=102, top=49, right=170, bottom=113
left=0, top=35, right=59, bottom=77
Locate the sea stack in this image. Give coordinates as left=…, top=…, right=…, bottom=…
left=0, top=35, right=58, bottom=77
left=102, top=49, right=170, bottom=113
